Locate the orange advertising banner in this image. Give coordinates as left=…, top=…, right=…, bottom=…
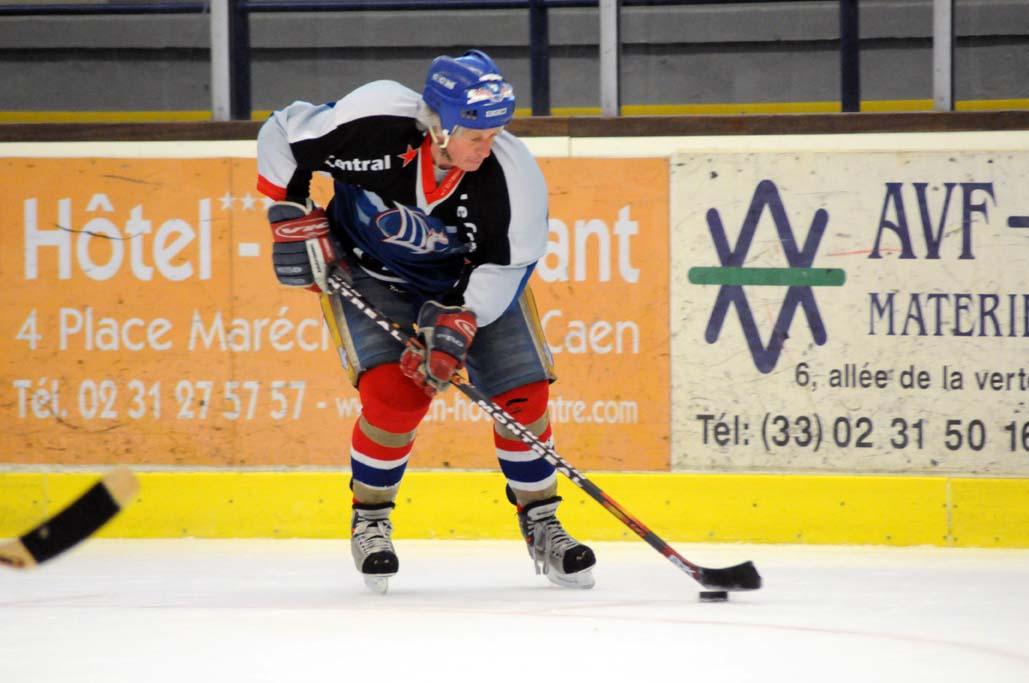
left=0, top=157, right=668, bottom=471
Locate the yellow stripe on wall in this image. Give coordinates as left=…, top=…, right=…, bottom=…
left=0, top=110, right=217, bottom=124
left=1, top=99, right=1026, bottom=124
left=949, top=478, right=1029, bottom=547
left=1, top=471, right=1026, bottom=548
left=549, top=99, right=1029, bottom=117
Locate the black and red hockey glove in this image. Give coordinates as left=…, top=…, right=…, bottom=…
left=268, top=199, right=341, bottom=292
left=400, top=301, right=478, bottom=396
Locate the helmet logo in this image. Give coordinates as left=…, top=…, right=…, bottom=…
left=466, top=82, right=514, bottom=105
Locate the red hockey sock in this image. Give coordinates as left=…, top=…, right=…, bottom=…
left=491, top=381, right=556, bottom=495
left=350, top=363, right=432, bottom=493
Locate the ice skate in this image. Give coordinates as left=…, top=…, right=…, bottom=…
left=518, top=496, right=596, bottom=589
left=351, top=502, right=398, bottom=594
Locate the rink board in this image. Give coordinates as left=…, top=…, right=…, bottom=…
left=670, top=148, right=1029, bottom=476
left=3, top=134, right=1029, bottom=551
left=1, top=470, right=1027, bottom=548
left=0, top=155, right=668, bottom=473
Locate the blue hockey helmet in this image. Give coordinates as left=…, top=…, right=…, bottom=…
left=422, top=50, right=515, bottom=138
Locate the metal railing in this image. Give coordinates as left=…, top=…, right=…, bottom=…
left=0, top=1, right=944, bottom=120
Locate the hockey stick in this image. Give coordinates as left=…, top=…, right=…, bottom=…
left=0, top=467, right=139, bottom=569
left=327, top=269, right=761, bottom=591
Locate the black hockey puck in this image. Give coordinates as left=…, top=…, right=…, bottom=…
left=699, top=590, right=729, bottom=602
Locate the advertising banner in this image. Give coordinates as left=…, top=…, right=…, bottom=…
left=673, top=150, right=1029, bottom=475
left=0, top=157, right=669, bottom=471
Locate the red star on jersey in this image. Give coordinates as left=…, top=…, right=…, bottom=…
left=398, top=144, right=418, bottom=167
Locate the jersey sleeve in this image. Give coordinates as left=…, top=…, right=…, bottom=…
left=462, top=135, right=549, bottom=327
left=256, top=100, right=328, bottom=201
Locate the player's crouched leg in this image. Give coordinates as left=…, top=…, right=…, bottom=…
left=493, top=381, right=596, bottom=589
left=349, top=363, right=432, bottom=593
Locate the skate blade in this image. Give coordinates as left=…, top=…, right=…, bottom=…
left=363, top=574, right=393, bottom=594
left=546, top=568, right=595, bottom=590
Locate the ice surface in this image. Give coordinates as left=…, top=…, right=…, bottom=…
left=1, top=540, right=1027, bottom=682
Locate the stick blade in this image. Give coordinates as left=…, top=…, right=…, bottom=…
left=698, top=560, right=762, bottom=591
left=0, top=467, right=139, bottom=569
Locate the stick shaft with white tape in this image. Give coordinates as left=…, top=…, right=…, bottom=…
left=326, top=269, right=761, bottom=591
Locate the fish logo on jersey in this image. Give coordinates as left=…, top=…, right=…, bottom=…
left=375, top=203, right=452, bottom=254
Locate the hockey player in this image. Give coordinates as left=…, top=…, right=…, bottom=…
left=255, top=50, right=596, bottom=593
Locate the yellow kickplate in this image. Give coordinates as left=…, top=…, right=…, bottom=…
left=1, top=471, right=1026, bottom=548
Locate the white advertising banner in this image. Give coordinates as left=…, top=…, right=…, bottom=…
left=672, top=150, right=1029, bottom=475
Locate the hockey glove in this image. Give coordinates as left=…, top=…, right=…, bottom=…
left=268, top=199, right=341, bottom=292
left=399, top=301, right=478, bottom=396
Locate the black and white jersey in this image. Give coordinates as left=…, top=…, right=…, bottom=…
left=256, top=80, right=549, bottom=327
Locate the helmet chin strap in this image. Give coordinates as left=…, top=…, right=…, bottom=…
left=429, top=124, right=452, bottom=150
left=429, top=124, right=455, bottom=168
